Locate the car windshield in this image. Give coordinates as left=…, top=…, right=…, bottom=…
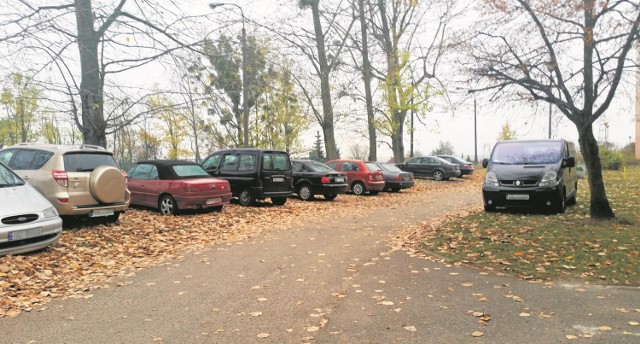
left=365, top=162, right=382, bottom=171
left=0, top=163, right=25, bottom=187
left=64, top=152, right=119, bottom=171
left=306, top=161, right=334, bottom=173
left=379, top=163, right=401, bottom=173
left=173, top=165, right=210, bottom=178
left=492, top=141, right=562, bottom=164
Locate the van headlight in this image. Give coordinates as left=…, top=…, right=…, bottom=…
left=539, top=171, right=558, bottom=187
left=485, top=171, right=499, bottom=186
left=43, top=207, right=59, bottom=219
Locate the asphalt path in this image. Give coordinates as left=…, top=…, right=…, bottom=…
left=2, top=186, right=639, bottom=343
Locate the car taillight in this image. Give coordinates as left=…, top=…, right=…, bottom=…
left=52, top=170, right=68, bottom=187
left=321, top=176, right=331, bottom=184
left=465, top=164, right=473, bottom=169
left=395, top=176, right=401, bottom=181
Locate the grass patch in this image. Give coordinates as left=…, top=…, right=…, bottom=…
left=420, top=165, right=640, bottom=286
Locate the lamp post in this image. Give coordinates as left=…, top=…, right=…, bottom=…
left=209, top=2, right=249, bottom=148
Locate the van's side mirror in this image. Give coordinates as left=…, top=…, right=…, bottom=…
left=563, top=157, right=576, bottom=168
left=482, top=158, right=489, bottom=168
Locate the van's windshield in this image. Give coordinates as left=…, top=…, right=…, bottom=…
left=492, top=141, right=562, bottom=165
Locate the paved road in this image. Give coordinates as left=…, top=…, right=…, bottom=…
left=2, top=187, right=639, bottom=343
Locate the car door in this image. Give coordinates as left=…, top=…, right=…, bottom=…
left=404, top=157, right=426, bottom=176
left=338, top=161, right=358, bottom=185
left=127, top=164, right=154, bottom=207
left=260, top=152, right=292, bottom=195
left=423, top=157, right=440, bottom=175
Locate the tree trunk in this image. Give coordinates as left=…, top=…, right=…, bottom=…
left=310, top=0, right=338, bottom=160
left=577, top=123, right=615, bottom=219
left=358, top=0, right=376, bottom=161
left=75, top=0, right=106, bottom=148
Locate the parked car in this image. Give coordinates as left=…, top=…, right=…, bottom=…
left=201, top=148, right=293, bottom=206
left=127, top=160, right=231, bottom=215
left=371, top=162, right=414, bottom=192
left=576, top=163, right=586, bottom=179
left=0, top=143, right=130, bottom=223
left=396, top=156, right=460, bottom=181
left=325, top=159, right=385, bottom=195
left=437, top=155, right=474, bottom=176
left=0, top=161, right=62, bottom=256
left=481, top=139, right=578, bottom=213
left=291, top=159, right=348, bottom=201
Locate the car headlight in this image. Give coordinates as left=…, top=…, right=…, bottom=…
left=485, top=171, right=499, bottom=186
left=539, top=171, right=558, bottom=187
left=43, top=207, right=59, bottom=219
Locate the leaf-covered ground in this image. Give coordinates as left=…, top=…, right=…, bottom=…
left=0, top=176, right=480, bottom=318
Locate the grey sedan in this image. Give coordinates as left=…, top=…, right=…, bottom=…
left=396, top=156, right=460, bottom=181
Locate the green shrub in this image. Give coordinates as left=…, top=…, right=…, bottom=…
left=599, top=146, right=625, bottom=170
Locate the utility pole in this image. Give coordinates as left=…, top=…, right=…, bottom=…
left=636, top=39, right=640, bottom=160
left=474, top=96, right=478, bottom=163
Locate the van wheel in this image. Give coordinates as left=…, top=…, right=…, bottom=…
left=567, top=183, right=577, bottom=206
left=432, top=170, right=444, bottom=181
left=271, top=197, right=287, bottom=206
left=238, top=190, right=255, bottom=206
left=297, top=184, right=314, bottom=201
left=352, top=182, right=366, bottom=195
left=159, top=195, right=178, bottom=215
left=555, top=190, right=566, bottom=214
left=323, top=193, right=337, bottom=201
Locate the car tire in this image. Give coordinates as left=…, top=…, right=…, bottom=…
left=105, top=211, right=121, bottom=224
left=90, top=166, right=126, bottom=203
left=323, top=193, right=337, bottom=201
left=271, top=197, right=287, bottom=206
left=555, top=189, right=566, bottom=214
left=432, top=170, right=444, bottom=181
left=352, top=182, right=366, bottom=195
left=159, top=195, right=178, bottom=215
left=298, top=184, right=314, bottom=201
left=238, top=190, right=255, bottom=206
left=390, top=188, right=400, bottom=192
left=567, top=183, right=577, bottom=206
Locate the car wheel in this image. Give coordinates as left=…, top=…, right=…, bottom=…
left=323, top=193, right=337, bottom=201
left=271, top=197, right=287, bottom=206
left=105, top=211, right=121, bottom=224
left=555, top=189, right=566, bottom=214
left=352, top=182, right=366, bottom=195
left=238, top=190, right=255, bottom=206
left=432, top=170, right=444, bottom=181
left=159, top=195, right=178, bottom=215
left=298, top=184, right=314, bottom=201
left=390, top=188, right=400, bottom=192
left=90, top=166, right=126, bottom=203
left=567, top=183, right=577, bottom=206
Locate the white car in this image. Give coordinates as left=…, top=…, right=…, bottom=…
left=0, top=162, right=62, bottom=256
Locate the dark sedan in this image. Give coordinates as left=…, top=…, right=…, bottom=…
left=396, top=156, right=460, bottom=181
left=127, top=160, right=231, bottom=215
left=437, top=155, right=475, bottom=176
left=291, top=159, right=348, bottom=200
left=372, top=162, right=414, bottom=192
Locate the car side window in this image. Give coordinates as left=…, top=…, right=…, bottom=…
left=326, top=162, right=338, bottom=170
left=292, top=162, right=302, bottom=173
left=408, top=157, right=421, bottom=164
left=238, top=154, right=256, bottom=171
left=32, top=151, right=53, bottom=169
left=425, top=158, right=437, bottom=164
left=11, top=149, right=37, bottom=170
left=340, top=162, right=357, bottom=172
left=263, top=153, right=288, bottom=171
left=0, top=149, right=14, bottom=165
left=149, top=166, right=159, bottom=180
left=129, top=164, right=153, bottom=179
left=221, top=154, right=238, bottom=171
left=202, top=154, right=222, bottom=170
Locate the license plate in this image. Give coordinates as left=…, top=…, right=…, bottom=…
left=206, top=197, right=222, bottom=205
left=506, top=194, right=529, bottom=200
left=273, top=177, right=285, bottom=182
left=335, top=177, right=344, bottom=183
left=90, top=209, right=114, bottom=217
left=8, top=227, right=43, bottom=241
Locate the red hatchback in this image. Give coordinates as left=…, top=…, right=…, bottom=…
left=127, top=160, right=231, bottom=215
left=325, top=159, right=385, bottom=195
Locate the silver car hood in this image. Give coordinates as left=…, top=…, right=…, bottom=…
left=0, top=184, right=55, bottom=216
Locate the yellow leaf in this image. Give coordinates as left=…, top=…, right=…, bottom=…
left=472, top=331, right=484, bottom=337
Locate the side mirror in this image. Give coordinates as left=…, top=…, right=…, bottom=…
left=206, top=167, right=220, bottom=176
left=482, top=158, right=489, bottom=168
left=563, top=157, right=576, bottom=168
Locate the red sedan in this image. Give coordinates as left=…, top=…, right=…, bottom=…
left=127, top=160, right=231, bottom=215
left=325, top=159, right=385, bottom=195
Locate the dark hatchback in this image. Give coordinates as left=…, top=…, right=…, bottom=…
left=291, top=159, right=348, bottom=201
left=201, top=148, right=293, bottom=206
left=437, top=155, right=474, bottom=176
left=396, top=156, right=460, bottom=181
left=372, top=162, right=414, bottom=192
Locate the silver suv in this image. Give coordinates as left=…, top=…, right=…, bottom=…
left=0, top=143, right=130, bottom=223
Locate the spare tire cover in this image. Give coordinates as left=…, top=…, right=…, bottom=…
left=90, top=166, right=126, bottom=204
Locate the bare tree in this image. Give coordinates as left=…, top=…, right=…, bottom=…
left=0, top=1, right=210, bottom=148
left=467, top=0, right=640, bottom=219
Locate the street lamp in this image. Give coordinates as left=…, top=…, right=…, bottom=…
left=209, top=2, right=249, bottom=148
